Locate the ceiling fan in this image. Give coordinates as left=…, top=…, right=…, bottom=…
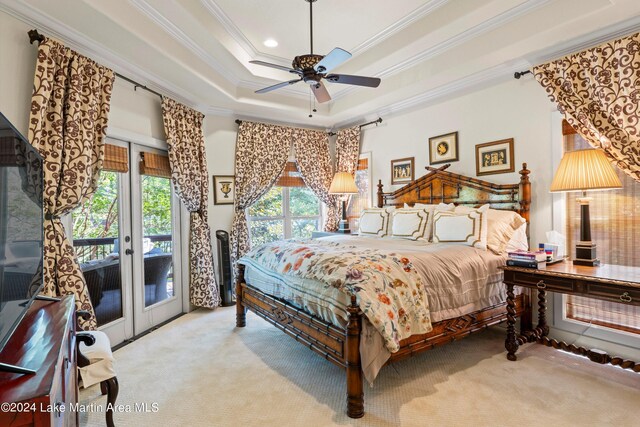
left=250, top=0, right=381, bottom=103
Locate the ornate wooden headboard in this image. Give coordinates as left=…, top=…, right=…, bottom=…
left=376, top=163, right=531, bottom=224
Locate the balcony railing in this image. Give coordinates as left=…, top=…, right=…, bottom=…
left=73, top=234, right=172, bottom=264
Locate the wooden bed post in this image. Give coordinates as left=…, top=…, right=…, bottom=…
left=377, top=180, right=384, bottom=208
left=345, top=295, right=364, bottom=418
left=518, top=163, right=531, bottom=224
left=236, top=264, right=246, bottom=327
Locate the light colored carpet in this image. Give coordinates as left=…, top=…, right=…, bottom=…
left=80, top=306, right=640, bottom=427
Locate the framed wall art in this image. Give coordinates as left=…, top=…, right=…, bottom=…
left=428, top=131, right=459, bottom=165
left=475, top=138, right=515, bottom=176
left=390, top=157, right=414, bottom=185
left=213, top=175, right=235, bottom=205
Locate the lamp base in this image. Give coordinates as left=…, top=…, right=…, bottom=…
left=337, top=219, right=351, bottom=234
left=573, top=242, right=600, bottom=267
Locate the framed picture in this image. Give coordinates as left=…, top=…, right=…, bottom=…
left=391, top=157, right=414, bottom=185
left=428, top=131, right=459, bottom=165
left=475, top=138, right=515, bottom=176
left=213, top=175, right=235, bottom=205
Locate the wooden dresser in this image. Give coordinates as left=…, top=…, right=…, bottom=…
left=0, top=296, right=78, bottom=427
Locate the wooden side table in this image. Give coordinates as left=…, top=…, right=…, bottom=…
left=501, top=262, right=640, bottom=373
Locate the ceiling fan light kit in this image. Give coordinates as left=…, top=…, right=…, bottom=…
left=250, top=0, right=381, bottom=105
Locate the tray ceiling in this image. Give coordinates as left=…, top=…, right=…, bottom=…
left=2, top=0, right=640, bottom=128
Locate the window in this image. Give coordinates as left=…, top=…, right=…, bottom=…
left=249, top=162, right=321, bottom=246
left=346, top=152, right=372, bottom=231
left=563, top=123, right=640, bottom=335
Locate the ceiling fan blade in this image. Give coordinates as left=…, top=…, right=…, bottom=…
left=250, top=60, right=302, bottom=75
left=314, top=48, right=352, bottom=74
left=325, top=74, right=381, bottom=88
left=311, top=81, right=331, bottom=103
left=255, top=79, right=303, bottom=94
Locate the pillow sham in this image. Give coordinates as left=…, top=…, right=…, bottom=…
left=433, top=204, right=489, bottom=249
left=390, top=208, right=430, bottom=240
left=454, top=206, right=526, bottom=254
left=358, top=207, right=394, bottom=237
left=505, top=222, right=529, bottom=252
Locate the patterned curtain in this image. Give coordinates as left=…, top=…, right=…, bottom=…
left=292, top=129, right=339, bottom=231
left=230, top=121, right=292, bottom=271
left=532, top=31, right=640, bottom=182
left=161, top=97, right=220, bottom=308
left=28, top=37, right=115, bottom=330
left=335, top=126, right=362, bottom=175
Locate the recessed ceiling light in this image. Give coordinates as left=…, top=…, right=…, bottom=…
left=263, top=39, right=278, bottom=48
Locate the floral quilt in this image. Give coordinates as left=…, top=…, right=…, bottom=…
left=240, top=239, right=433, bottom=352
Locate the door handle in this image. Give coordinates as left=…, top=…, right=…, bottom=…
left=125, top=248, right=134, bottom=255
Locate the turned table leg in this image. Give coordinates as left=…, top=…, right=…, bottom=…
left=505, top=282, right=519, bottom=361
left=536, top=286, right=550, bottom=337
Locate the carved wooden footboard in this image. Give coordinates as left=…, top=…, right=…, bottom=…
left=235, top=163, right=532, bottom=418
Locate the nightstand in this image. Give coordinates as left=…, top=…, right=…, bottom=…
left=311, top=231, right=358, bottom=238
left=501, top=262, right=640, bottom=373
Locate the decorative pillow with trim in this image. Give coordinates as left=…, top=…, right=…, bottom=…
left=390, top=208, right=430, bottom=240
left=454, top=206, right=526, bottom=254
left=433, top=204, right=489, bottom=249
left=358, top=207, right=394, bottom=237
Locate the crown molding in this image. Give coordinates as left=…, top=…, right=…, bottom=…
left=129, top=0, right=240, bottom=85
left=333, top=60, right=530, bottom=129
left=350, top=0, right=449, bottom=56
left=200, top=0, right=289, bottom=67
left=330, top=0, right=550, bottom=101
left=0, top=0, right=203, bottom=111
left=201, top=0, right=448, bottom=67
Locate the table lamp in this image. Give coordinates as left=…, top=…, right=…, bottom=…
left=329, top=172, right=359, bottom=234
left=550, top=148, right=622, bottom=266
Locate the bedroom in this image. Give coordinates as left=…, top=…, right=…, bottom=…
left=0, top=0, right=638, bottom=426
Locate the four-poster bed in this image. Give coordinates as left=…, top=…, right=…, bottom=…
left=235, top=163, right=532, bottom=418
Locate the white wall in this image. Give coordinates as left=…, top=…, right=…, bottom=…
left=360, top=77, right=556, bottom=249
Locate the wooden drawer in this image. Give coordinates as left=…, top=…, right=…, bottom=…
left=507, top=271, right=575, bottom=293
left=586, top=282, right=640, bottom=306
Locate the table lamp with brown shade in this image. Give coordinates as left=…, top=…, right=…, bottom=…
left=329, top=172, right=359, bottom=234
left=550, top=148, right=622, bottom=266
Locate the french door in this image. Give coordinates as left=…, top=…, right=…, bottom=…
left=71, top=138, right=184, bottom=345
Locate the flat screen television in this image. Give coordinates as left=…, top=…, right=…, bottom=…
left=0, top=112, right=44, bottom=370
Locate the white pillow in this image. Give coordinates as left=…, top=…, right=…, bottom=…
left=506, top=222, right=529, bottom=252
left=390, top=209, right=430, bottom=240
left=433, top=204, right=489, bottom=250
left=358, top=207, right=393, bottom=237
left=454, top=206, right=526, bottom=254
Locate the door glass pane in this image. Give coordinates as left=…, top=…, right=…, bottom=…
left=249, top=220, right=284, bottom=246
left=141, top=175, right=174, bottom=307
left=289, top=187, right=320, bottom=216
left=72, top=171, right=123, bottom=326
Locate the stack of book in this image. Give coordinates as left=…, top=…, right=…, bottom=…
left=507, top=250, right=547, bottom=269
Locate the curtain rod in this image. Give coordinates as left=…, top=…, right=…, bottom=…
left=28, top=29, right=164, bottom=99
left=234, top=117, right=383, bottom=135
left=513, top=70, right=532, bottom=79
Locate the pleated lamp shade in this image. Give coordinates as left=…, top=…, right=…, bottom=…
left=329, top=172, right=359, bottom=194
left=550, top=149, right=622, bottom=192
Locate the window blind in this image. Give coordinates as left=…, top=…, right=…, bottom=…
left=103, top=144, right=129, bottom=173
left=275, top=161, right=305, bottom=187
left=564, top=126, right=640, bottom=334
left=140, top=152, right=171, bottom=178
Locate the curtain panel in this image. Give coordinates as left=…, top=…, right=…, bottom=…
left=335, top=126, right=362, bottom=175
left=292, top=129, right=339, bottom=231
left=532, top=31, right=640, bottom=182
left=28, top=37, right=115, bottom=330
left=230, top=121, right=292, bottom=272
left=161, top=97, right=220, bottom=308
